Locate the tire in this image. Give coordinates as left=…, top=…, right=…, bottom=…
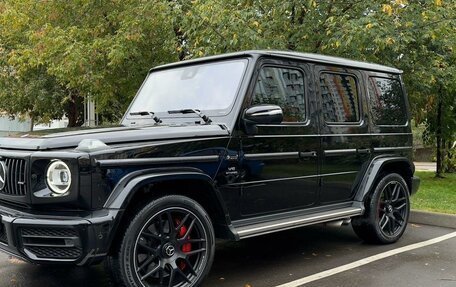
left=107, top=195, right=215, bottom=287
left=105, top=254, right=123, bottom=286
left=352, top=173, right=410, bottom=244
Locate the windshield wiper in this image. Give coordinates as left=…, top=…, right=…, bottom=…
left=129, top=111, right=150, bottom=116
left=129, top=111, right=162, bottom=124
left=167, top=109, right=212, bottom=124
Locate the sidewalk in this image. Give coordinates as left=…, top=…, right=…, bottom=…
left=414, top=162, right=436, bottom=172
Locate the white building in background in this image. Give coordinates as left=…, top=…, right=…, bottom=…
left=0, top=115, right=31, bottom=136
left=34, top=118, right=69, bottom=131
left=0, top=96, right=97, bottom=136
left=0, top=115, right=69, bottom=136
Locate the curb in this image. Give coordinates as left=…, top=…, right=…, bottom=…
left=410, top=210, right=456, bottom=229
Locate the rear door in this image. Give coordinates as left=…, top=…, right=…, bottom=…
left=316, top=65, right=372, bottom=204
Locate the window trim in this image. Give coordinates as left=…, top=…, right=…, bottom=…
left=250, top=64, right=310, bottom=126
left=367, top=76, right=409, bottom=127
left=318, top=71, right=363, bottom=126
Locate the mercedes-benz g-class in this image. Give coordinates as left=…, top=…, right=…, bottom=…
left=0, top=51, right=420, bottom=287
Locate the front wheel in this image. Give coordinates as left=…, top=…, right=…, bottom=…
left=110, top=195, right=215, bottom=287
left=352, top=173, right=410, bottom=244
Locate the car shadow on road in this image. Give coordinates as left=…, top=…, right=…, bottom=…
left=204, top=224, right=363, bottom=286
left=1, top=225, right=362, bottom=287
left=1, top=262, right=113, bottom=287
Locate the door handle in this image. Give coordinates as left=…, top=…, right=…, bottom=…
left=357, top=148, right=371, bottom=154
left=299, top=151, right=317, bottom=158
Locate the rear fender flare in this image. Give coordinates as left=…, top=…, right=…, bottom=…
left=354, top=156, right=414, bottom=202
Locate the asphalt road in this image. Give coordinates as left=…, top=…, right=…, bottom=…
left=0, top=223, right=455, bottom=287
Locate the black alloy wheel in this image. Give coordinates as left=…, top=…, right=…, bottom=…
left=111, top=195, right=215, bottom=287
left=134, top=207, right=208, bottom=286
left=352, top=173, right=410, bottom=244
left=377, top=180, right=408, bottom=237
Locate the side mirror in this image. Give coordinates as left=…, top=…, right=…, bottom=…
left=243, top=105, right=283, bottom=134
left=244, top=105, right=283, bottom=125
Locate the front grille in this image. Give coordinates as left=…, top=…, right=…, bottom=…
left=0, top=158, right=28, bottom=196
left=0, top=222, right=7, bottom=244
left=21, top=227, right=78, bottom=238
left=20, top=227, right=82, bottom=260
left=25, top=246, right=82, bottom=259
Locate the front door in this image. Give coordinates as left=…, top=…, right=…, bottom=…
left=236, top=60, right=320, bottom=217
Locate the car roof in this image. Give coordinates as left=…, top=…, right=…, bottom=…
left=152, top=50, right=403, bottom=74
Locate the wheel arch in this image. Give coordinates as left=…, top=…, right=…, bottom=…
left=105, top=168, right=236, bottom=255
left=354, top=156, right=414, bottom=202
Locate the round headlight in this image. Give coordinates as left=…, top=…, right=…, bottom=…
left=46, top=160, right=72, bottom=195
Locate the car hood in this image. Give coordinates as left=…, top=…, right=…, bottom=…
left=0, top=124, right=229, bottom=151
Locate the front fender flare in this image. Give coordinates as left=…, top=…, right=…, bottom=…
left=104, top=168, right=219, bottom=210
left=102, top=167, right=238, bottom=250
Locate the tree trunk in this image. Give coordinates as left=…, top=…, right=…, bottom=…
left=169, top=0, right=188, bottom=61
left=29, top=115, right=34, bottom=132
left=66, top=92, right=83, bottom=128
left=174, top=26, right=187, bottom=61
left=448, top=141, right=455, bottom=172
left=436, top=89, right=443, bottom=177
left=287, top=4, right=296, bottom=51
left=67, top=98, right=77, bottom=127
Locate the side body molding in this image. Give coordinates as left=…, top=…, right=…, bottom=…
left=354, top=156, right=414, bottom=202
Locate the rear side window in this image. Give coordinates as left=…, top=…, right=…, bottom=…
left=253, top=66, right=306, bottom=123
left=320, top=73, right=360, bottom=123
left=368, top=77, right=407, bottom=126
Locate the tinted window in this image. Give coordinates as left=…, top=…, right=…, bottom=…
left=320, top=73, right=360, bottom=123
left=253, top=67, right=306, bottom=122
left=368, top=77, right=407, bottom=125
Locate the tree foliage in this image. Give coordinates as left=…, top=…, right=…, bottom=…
left=177, top=0, right=456, bottom=174
left=0, top=0, right=178, bottom=126
left=0, top=0, right=455, bottom=173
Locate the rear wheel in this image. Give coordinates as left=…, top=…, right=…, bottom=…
left=352, top=173, right=410, bottom=244
left=109, top=195, right=215, bottom=287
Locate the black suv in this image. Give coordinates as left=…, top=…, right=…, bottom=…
left=0, top=51, right=420, bottom=287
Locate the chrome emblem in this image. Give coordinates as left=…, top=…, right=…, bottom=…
left=0, top=161, right=6, bottom=190
left=387, top=205, right=393, bottom=213
left=164, top=244, right=175, bottom=257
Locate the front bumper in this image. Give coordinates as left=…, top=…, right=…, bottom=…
left=0, top=204, right=121, bottom=266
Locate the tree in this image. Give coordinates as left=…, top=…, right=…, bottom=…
left=0, top=0, right=179, bottom=126
left=179, top=0, right=456, bottom=175
left=0, top=0, right=454, bottom=175
left=318, top=0, right=456, bottom=176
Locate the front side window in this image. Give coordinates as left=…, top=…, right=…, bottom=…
left=320, top=73, right=360, bottom=123
left=128, top=59, right=247, bottom=119
left=252, top=66, right=306, bottom=123
left=368, top=77, right=407, bottom=125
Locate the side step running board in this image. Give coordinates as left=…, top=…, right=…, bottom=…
left=234, top=207, right=363, bottom=239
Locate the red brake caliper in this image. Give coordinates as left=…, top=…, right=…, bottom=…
left=175, top=219, right=192, bottom=270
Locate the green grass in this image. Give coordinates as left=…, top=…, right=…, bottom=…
left=411, top=171, right=456, bottom=214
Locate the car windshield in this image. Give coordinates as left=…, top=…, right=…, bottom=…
left=127, top=59, right=248, bottom=120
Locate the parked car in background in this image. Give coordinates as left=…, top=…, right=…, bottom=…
left=0, top=51, right=420, bottom=287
